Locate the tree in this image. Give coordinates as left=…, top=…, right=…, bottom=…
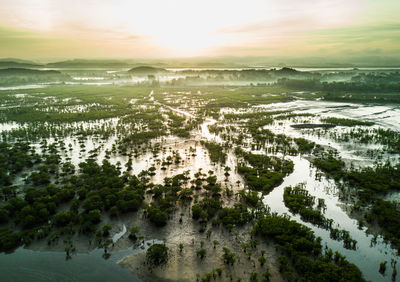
left=0, top=208, right=9, bottom=224
left=258, top=256, right=266, bottom=266
left=146, top=244, right=169, bottom=266
left=129, top=226, right=140, bottom=241
left=262, top=269, right=271, bottom=282
left=213, top=240, right=219, bottom=249
left=147, top=206, right=168, bottom=227
left=379, top=261, right=387, bottom=275
left=102, top=239, right=112, bottom=259
left=148, top=166, right=156, bottom=176
left=196, top=248, right=206, bottom=260
left=222, top=247, right=236, bottom=265
left=224, top=166, right=231, bottom=177
left=87, top=209, right=101, bottom=224
left=102, top=224, right=112, bottom=236
left=53, top=211, right=72, bottom=227
left=0, top=227, right=21, bottom=252
left=192, top=204, right=202, bottom=220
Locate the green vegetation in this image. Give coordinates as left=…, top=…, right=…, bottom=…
left=325, top=127, right=400, bottom=153
left=379, top=261, right=387, bottom=275
left=0, top=142, right=39, bottom=186
left=284, top=185, right=357, bottom=250
left=222, top=247, right=236, bottom=265
left=276, top=71, right=400, bottom=103
left=294, top=138, right=315, bottom=153
left=313, top=148, right=400, bottom=250
left=218, top=203, right=252, bottom=229
left=146, top=244, right=169, bottom=266
left=0, top=155, right=146, bottom=252
left=129, top=226, right=140, bottom=241
left=0, top=85, right=151, bottom=123
left=254, top=213, right=364, bottom=281
left=275, top=112, right=315, bottom=120
left=313, top=151, right=345, bottom=180
left=321, top=117, right=374, bottom=127
left=0, top=68, right=69, bottom=86
left=128, top=66, right=166, bottom=75
left=201, top=141, right=227, bottom=164
left=236, top=147, right=293, bottom=193
left=369, top=200, right=400, bottom=250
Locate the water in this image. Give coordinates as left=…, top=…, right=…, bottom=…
left=256, top=100, right=400, bottom=166
left=0, top=84, right=49, bottom=90
left=256, top=100, right=400, bottom=131
left=113, top=225, right=127, bottom=243
left=0, top=247, right=140, bottom=282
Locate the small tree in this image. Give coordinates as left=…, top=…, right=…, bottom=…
left=102, top=224, right=112, bottom=237
left=262, top=269, right=271, bottom=282
left=146, top=244, right=169, bottom=266
left=148, top=166, right=156, bottom=176
left=197, top=248, right=207, bottom=260
left=258, top=256, right=266, bottom=266
left=102, top=239, right=112, bottom=259
left=129, top=226, right=140, bottom=241
left=250, top=272, right=257, bottom=281
left=222, top=247, right=236, bottom=265
left=213, top=240, right=219, bottom=249
left=224, top=166, right=231, bottom=177
left=379, top=261, right=387, bottom=275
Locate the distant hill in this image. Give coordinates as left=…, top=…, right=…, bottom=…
left=0, top=68, right=62, bottom=75
left=0, top=58, right=40, bottom=64
left=274, top=67, right=299, bottom=74
left=128, top=66, right=167, bottom=75
left=0, top=61, right=43, bottom=69
left=0, top=68, right=69, bottom=86
left=46, top=59, right=132, bottom=68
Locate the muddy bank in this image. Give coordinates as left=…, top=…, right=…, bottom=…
left=118, top=225, right=283, bottom=282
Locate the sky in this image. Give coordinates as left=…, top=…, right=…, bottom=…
left=0, top=0, right=399, bottom=60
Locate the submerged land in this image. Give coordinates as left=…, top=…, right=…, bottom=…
left=0, top=60, right=400, bottom=281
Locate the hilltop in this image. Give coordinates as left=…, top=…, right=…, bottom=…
left=0, top=68, right=62, bottom=75
left=128, top=66, right=167, bottom=75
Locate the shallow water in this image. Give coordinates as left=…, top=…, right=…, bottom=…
left=256, top=100, right=400, bottom=166
left=113, top=225, right=127, bottom=243
left=257, top=100, right=400, bottom=131
left=0, top=238, right=164, bottom=282
left=0, top=121, right=21, bottom=131
left=0, top=247, right=140, bottom=282
left=0, top=84, right=49, bottom=90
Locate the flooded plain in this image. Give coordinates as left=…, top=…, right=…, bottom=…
left=0, top=87, right=399, bottom=281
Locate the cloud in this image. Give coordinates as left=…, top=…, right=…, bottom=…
left=306, top=23, right=400, bottom=51
left=0, top=0, right=398, bottom=58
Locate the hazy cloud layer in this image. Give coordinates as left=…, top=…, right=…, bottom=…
left=0, top=0, right=398, bottom=59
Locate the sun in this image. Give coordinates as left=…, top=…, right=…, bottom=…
left=121, top=0, right=247, bottom=56
left=153, top=30, right=223, bottom=57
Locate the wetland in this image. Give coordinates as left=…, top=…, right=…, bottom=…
left=0, top=64, right=400, bottom=281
